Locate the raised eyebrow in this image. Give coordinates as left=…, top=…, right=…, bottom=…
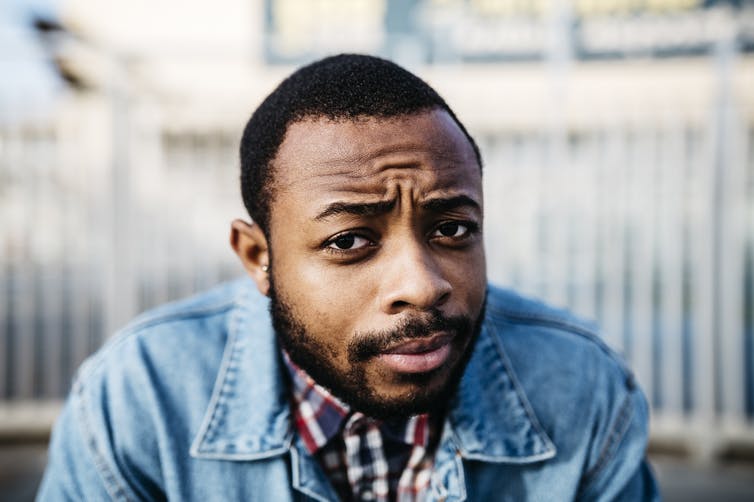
left=314, top=199, right=397, bottom=221
left=420, top=195, right=481, bottom=213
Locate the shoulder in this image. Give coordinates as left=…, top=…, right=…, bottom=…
left=480, top=285, right=652, bottom=496
left=482, top=284, right=646, bottom=458
left=459, top=287, right=655, bottom=499
left=68, top=278, right=264, bottom=458
left=485, top=284, right=603, bottom=344
left=42, top=278, right=267, bottom=499
left=484, top=284, right=635, bottom=393
left=77, top=278, right=250, bottom=386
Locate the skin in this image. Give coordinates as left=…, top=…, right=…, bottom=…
left=231, top=109, right=487, bottom=417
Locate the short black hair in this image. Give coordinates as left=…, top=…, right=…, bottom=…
left=239, top=53, right=481, bottom=235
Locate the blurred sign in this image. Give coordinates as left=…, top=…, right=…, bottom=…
left=264, top=0, right=754, bottom=63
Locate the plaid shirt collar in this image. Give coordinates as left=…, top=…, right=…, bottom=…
left=282, top=351, right=430, bottom=454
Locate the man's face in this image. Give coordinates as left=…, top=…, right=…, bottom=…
left=266, top=109, right=486, bottom=419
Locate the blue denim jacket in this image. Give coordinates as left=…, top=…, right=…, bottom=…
left=38, top=278, right=659, bottom=501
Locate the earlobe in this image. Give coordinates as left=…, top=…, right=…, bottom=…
left=230, top=219, right=270, bottom=296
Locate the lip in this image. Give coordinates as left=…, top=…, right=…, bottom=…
left=377, top=332, right=455, bottom=374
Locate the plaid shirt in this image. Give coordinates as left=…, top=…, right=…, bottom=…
left=283, top=352, right=436, bottom=502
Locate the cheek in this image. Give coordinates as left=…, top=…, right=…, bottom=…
left=273, top=265, right=364, bottom=357
left=443, top=248, right=486, bottom=297
left=277, top=252, right=378, bottom=317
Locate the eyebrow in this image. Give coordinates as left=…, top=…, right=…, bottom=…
left=420, top=195, right=480, bottom=213
left=314, top=194, right=480, bottom=221
left=315, top=199, right=397, bottom=220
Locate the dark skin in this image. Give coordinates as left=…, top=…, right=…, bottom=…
left=231, top=109, right=486, bottom=414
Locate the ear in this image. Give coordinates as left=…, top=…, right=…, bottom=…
left=230, top=219, right=270, bottom=296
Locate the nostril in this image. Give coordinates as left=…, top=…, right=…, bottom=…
left=436, top=292, right=450, bottom=306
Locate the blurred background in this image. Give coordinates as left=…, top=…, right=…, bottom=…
left=1, top=0, right=753, bottom=500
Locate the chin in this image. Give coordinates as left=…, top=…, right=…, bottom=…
left=354, top=365, right=458, bottom=420
left=353, top=386, right=448, bottom=420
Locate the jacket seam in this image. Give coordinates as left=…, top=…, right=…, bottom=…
left=189, top=300, right=242, bottom=455
left=486, top=304, right=599, bottom=339
left=486, top=304, right=634, bottom=383
left=189, top=287, right=293, bottom=457
left=119, top=301, right=236, bottom=337
left=76, top=385, right=133, bottom=502
left=80, top=302, right=235, bottom=381
left=487, top=324, right=558, bottom=458
left=577, top=388, right=635, bottom=492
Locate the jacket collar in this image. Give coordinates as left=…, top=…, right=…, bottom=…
left=190, top=280, right=556, bottom=464
left=447, top=318, right=556, bottom=462
left=189, top=280, right=292, bottom=460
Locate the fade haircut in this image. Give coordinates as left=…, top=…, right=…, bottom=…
left=239, top=53, right=482, bottom=235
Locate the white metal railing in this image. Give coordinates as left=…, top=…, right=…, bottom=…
left=1, top=58, right=753, bottom=459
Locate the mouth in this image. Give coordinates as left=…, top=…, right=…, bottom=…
left=376, top=332, right=455, bottom=374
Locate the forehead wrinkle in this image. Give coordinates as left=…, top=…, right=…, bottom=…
left=318, top=144, right=469, bottom=174
left=282, top=160, right=476, bottom=211
left=323, top=143, right=458, bottom=167
left=274, top=131, right=476, bottom=192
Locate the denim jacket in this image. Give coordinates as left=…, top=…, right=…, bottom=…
left=38, top=278, right=659, bottom=501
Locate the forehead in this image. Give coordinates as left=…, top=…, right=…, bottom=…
left=270, top=110, right=481, bottom=204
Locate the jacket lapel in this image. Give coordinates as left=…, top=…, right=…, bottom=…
left=190, top=280, right=292, bottom=459
left=447, top=320, right=557, bottom=463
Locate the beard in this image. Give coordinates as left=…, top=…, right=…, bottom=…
left=268, top=276, right=484, bottom=421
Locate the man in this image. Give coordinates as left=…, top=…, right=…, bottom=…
left=38, top=54, right=658, bottom=501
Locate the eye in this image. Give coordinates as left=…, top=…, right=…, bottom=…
left=433, top=221, right=469, bottom=238
left=326, top=233, right=372, bottom=251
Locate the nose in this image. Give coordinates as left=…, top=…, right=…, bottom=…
left=380, top=239, right=452, bottom=314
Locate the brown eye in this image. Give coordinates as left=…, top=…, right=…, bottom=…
left=327, top=233, right=370, bottom=251
left=434, top=222, right=467, bottom=238
left=333, top=234, right=356, bottom=249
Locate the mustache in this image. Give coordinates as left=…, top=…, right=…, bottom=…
left=347, top=309, right=472, bottom=363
